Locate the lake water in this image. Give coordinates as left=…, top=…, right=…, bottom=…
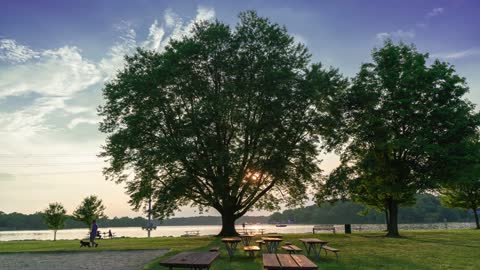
left=0, top=222, right=476, bottom=241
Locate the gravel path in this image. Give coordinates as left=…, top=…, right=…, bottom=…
left=0, top=249, right=169, bottom=270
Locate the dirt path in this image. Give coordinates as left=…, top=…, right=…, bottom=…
left=0, top=249, right=169, bottom=270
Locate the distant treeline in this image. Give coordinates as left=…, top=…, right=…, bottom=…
left=0, top=194, right=473, bottom=231
left=270, top=194, right=474, bottom=224
left=0, top=212, right=269, bottom=231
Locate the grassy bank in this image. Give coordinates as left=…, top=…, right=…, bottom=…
left=2, top=230, right=479, bottom=269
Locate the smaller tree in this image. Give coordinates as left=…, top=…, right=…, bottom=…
left=441, top=181, right=480, bottom=229
left=72, top=195, right=106, bottom=230
left=43, top=202, right=67, bottom=241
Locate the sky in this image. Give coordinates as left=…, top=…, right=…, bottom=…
left=1, top=0, right=479, bottom=218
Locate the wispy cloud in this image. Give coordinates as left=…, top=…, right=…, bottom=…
left=0, top=6, right=216, bottom=140
left=426, top=7, right=444, bottom=18
left=432, top=48, right=480, bottom=60
left=376, top=29, right=415, bottom=41
left=0, top=39, right=39, bottom=63
left=0, top=7, right=215, bottom=149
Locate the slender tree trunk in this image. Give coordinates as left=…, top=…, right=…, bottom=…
left=386, top=199, right=400, bottom=237
left=218, top=210, right=238, bottom=236
left=473, top=208, right=479, bottom=229
left=54, top=230, right=57, bottom=241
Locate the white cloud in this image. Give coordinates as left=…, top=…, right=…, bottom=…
left=376, top=29, right=415, bottom=41
left=426, top=7, right=444, bottom=18
left=432, top=48, right=480, bottom=60
left=392, top=29, right=415, bottom=39
left=68, top=117, right=99, bottom=129
left=376, top=32, right=390, bottom=40
left=142, top=20, right=165, bottom=52
left=0, top=6, right=216, bottom=139
left=0, top=96, right=67, bottom=136
left=0, top=46, right=101, bottom=98
left=292, top=33, right=308, bottom=45
left=0, top=39, right=39, bottom=63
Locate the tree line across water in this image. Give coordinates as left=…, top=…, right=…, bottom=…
left=1, top=194, right=475, bottom=232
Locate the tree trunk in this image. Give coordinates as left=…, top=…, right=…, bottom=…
left=218, top=210, right=238, bottom=236
left=54, top=230, right=57, bottom=241
left=384, top=209, right=390, bottom=232
left=386, top=199, right=400, bottom=237
left=473, top=208, right=479, bottom=229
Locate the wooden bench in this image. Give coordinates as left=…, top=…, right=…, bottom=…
left=209, top=246, right=220, bottom=252
left=256, top=240, right=265, bottom=250
left=244, top=245, right=261, bottom=257
left=322, top=245, right=340, bottom=262
left=312, top=226, right=336, bottom=234
left=281, top=244, right=303, bottom=254
left=182, top=230, right=200, bottom=237
left=263, top=254, right=317, bottom=270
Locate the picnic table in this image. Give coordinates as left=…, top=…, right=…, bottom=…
left=261, top=237, right=283, bottom=253
left=221, top=237, right=241, bottom=260
left=263, top=254, right=318, bottom=270
left=299, top=238, right=328, bottom=259
left=239, top=234, right=254, bottom=246
left=159, top=251, right=219, bottom=270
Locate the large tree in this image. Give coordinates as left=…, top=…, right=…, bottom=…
left=72, top=195, right=106, bottom=230
left=43, top=202, right=67, bottom=241
left=316, top=40, right=480, bottom=237
left=99, top=11, right=346, bottom=236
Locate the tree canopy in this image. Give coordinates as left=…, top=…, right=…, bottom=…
left=72, top=195, right=106, bottom=230
left=99, top=10, right=346, bottom=235
left=42, top=202, right=67, bottom=241
left=316, top=40, right=480, bottom=237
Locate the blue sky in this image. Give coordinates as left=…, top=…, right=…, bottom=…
left=1, top=0, right=479, bottom=218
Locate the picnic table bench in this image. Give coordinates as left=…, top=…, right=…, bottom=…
left=263, top=254, right=317, bottom=270
left=312, top=225, right=336, bottom=234
left=159, top=251, right=219, bottom=270
left=281, top=244, right=303, bottom=254
left=322, top=245, right=340, bottom=262
left=244, top=245, right=261, bottom=257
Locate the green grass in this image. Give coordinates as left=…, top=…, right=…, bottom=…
left=2, top=230, right=480, bottom=269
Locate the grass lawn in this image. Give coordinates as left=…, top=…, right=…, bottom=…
left=1, top=230, right=479, bottom=269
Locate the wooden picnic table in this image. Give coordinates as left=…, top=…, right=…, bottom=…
left=263, top=254, right=318, bottom=270
left=261, top=237, right=283, bottom=253
left=159, top=251, right=219, bottom=270
left=239, top=234, right=254, bottom=246
left=221, top=237, right=241, bottom=259
left=299, top=238, right=328, bottom=259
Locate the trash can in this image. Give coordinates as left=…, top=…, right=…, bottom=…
left=344, top=224, right=352, bottom=234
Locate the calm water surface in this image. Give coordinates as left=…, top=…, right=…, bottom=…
left=0, top=223, right=476, bottom=241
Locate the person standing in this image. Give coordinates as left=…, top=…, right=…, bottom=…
left=90, top=220, right=99, bottom=247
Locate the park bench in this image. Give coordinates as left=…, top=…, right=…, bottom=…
left=322, top=245, right=340, bottom=262
left=182, top=230, right=200, bottom=237
left=281, top=244, right=303, bottom=254
left=243, top=245, right=261, bottom=257
left=312, top=225, right=336, bottom=234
